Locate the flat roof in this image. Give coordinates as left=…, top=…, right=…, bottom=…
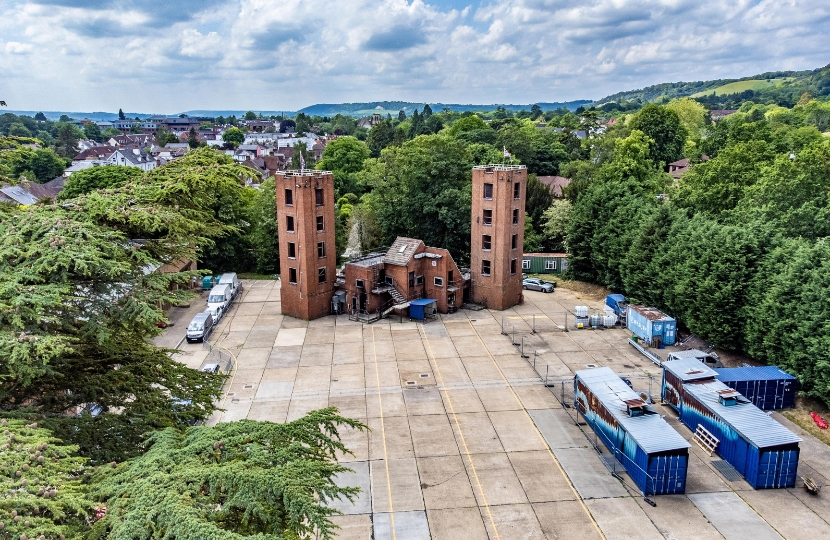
left=629, top=305, right=675, bottom=322
left=683, top=379, right=801, bottom=448
left=473, top=164, right=527, bottom=170
left=576, top=367, right=690, bottom=454
left=663, top=358, right=718, bottom=382
left=522, top=253, right=567, bottom=257
left=411, top=298, right=437, bottom=306
left=715, top=366, right=796, bottom=382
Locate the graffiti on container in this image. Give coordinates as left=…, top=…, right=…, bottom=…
left=577, top=379, right=619, bottom=429
left=663, top=370, right=683, bottom=408
left=681, top=387, right=718, bottom=423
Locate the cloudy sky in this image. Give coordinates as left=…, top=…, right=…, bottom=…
left=1, top=0, right=828, bottom=113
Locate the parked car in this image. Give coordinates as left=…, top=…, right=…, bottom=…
left=522, top=277, right=555, bottom=293
left=207, top=283, right=232, bottom=320
left=201, top=363, right=221, bottom=374
left=218, top=272, right=242, bottom=300
left=186, top=311, right=214, bottom=343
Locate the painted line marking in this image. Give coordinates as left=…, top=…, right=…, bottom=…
left=419, top=323, right=501, bottom=540
left=466, top=319, right=607, bottom=540
left=371, top=325, right=397, bottom=540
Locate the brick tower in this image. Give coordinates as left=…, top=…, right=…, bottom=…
left=275, top=170, right=336, bottom=320
left=470, top=164, right=526, bottom=310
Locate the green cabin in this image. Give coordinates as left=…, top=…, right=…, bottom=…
left=522, top=253, right=568, bottom=274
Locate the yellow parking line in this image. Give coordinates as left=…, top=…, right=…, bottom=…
left=466, top=320, right=607, bottom=540
left=371, top=326, right=397, bottom=540
left=420, top=323, right=501, bottom=540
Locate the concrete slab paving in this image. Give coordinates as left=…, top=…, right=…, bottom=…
left=327, top=460, right=372, bottom=515
left=585, top=497, right=665, bottom=540
left=274, top=327, right=307, bottom=346
left=632, top=494, right=724, bottom=540
left=534, top=500, right=604, bottom=540
left=370, top=458, right=425, bottom=512
left=480, top=503, right=546, bottom=540
left=409, top=414, right=459, bottom=458
left=373, top=510, right=430, bottom=540
left=328, top=514, right=372, bottom=540
left=467, top=452, right=529, bottom=506
left=426, top=507, right=489, bottom=540
left=688, top=492, right=783, bottom=540
left=549, top=447, right=629, bottom=499
left=417, top=455, right=478, bottom=510
left=508, top=450, right=579, bottom=503
left=489, top=410, right=551, bottom=453
left=738, top=489, right=830, bottom=540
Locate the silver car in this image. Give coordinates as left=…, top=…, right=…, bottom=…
left=522, top=277, right=555, bottom=293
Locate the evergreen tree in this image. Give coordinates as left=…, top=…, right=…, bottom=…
left=0, top=418, right=97, bottom=539
left=187, top=127, right=200, bottom=148
left=398, top=110, right=407, bottom=122
left=90, top=410, right=367, bottom=539
left=118, top=108, right=126, bottom=120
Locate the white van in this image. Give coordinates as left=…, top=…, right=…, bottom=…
left=218, top=272, right=241, bottom=300
left=207, top=284, right=232, bottom=320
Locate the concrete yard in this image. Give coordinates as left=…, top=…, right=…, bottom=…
left=161, top=279, right=830, bottom=540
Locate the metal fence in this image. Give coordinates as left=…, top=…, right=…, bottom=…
left=202, top=332, right=234, bottom=374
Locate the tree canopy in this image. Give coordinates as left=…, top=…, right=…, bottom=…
left=90, top=410, right=367, bottom=540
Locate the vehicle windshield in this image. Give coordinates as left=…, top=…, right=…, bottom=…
left=208, top=295, right=225, bottom=303
left=188, top=323, right=204, bottom=331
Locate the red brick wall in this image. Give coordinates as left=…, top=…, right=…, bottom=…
left=275, top=170, right=336, bottom=320
left=470, top=165, right=526, bottom=310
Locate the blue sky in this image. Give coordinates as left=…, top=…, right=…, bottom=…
left=1, top=0, right=828, bottom=113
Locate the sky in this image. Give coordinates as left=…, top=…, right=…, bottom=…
left=1, top=0, right=829, bottom=114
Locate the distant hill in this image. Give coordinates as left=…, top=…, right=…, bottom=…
left=297, top=100, right=593, bottom=117
left=596, top=63, right=830, bottom=107
left=2, top=110, right=153, bottom=121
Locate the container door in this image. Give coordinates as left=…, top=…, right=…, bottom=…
left=774, top=381, right=786, bottom=410
left=774, top=449, right=799, bottom=488
left=756, top=450, right=777, bottom=488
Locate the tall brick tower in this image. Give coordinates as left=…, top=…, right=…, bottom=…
left=275, top=170, right=336, bottom=320
left=470, top=164, right=526, bottom=310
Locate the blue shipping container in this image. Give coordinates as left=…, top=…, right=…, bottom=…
left=627, top=305, right=676, bottom=346
left=575, top=367, right=690, bottom=496
left=662, top=359, right=801, bottom=489
left=715, top=367, right=797, bottom=410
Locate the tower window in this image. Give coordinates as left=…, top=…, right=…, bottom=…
left=315, top=188, right=324, bottom=206
left=288, top=267, right=297, bottom=284
left=318, top=267, right=327, bottom=284
left=287, top=215, right=295, bottom=232
left=482, top=235, right=491, bottom=250
left=316, top=215, right=324, bottom=232
left=513, top=182, right=520, bottom=199
left=317, top=241, right=326, bottom=258
left=483, top=183, right=493, bottom=199
left=483, top=209, right=492, bottom=226
left=512, top=209, right=519, bottom=225
left=287, top=242, right=296, bottom=258
left=285, top=188, right=293, bottom=206
left=510, top=259, right=517, bottom=274
left=511, top=234, right=518, bottom=250
left=481, top=260, right=491, bottom=276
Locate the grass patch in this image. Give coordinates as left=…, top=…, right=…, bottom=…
left=691, top=78, right=791, bottom=97
left=238, top=273, right=278, bottom=280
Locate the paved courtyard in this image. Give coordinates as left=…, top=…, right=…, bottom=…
left=164, top=279, right=830, bottom=540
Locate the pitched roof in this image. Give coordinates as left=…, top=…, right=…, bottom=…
left=74, top=146, right=117, bottom=161
left=0, top=184, right=39, bottom=206
left=383, top=237, right=424, bottom=266
left=536, top=175, right=571, bottom=197
left=25, top=177, right=65, bottom=200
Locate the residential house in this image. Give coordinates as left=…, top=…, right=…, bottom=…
left=107, top=147, right=157, bottom=172
left=668, top=155, right=709, bottom=179
left=0, top=177, right=65, bottom=205
left=73, top=146, right=117, bottom=162
left=521, top=253, right=568, bottom=274
left=710, top=110, right=738, bottom=121
left=536, top=175, right=571, bottom=197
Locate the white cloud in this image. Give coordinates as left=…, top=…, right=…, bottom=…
left=0, top=0, right=828, bottom=112
left=5, top=41, right=33, bottom=54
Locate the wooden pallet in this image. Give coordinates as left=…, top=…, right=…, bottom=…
left=694, top=425, right=719, bottom=456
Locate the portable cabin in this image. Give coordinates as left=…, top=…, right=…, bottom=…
left=714, top=367, right=797, bottom=410
left=627, top=305, right=677, bottom=347
left=662, top=359, right=801, bottom=489
left=409, top=298, right=437, bottom=321
left=574, top=367, right=690, bottom=495
left=521, top=253, right=568, bottom=274
left=666, top=349, right=722, bottom=369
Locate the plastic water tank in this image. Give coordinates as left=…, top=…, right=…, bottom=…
left=589, top=313, right=602, bottom=327
left=575, top=306, right=589, bottom=318
left=602, top=314, right=618, bottom=327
